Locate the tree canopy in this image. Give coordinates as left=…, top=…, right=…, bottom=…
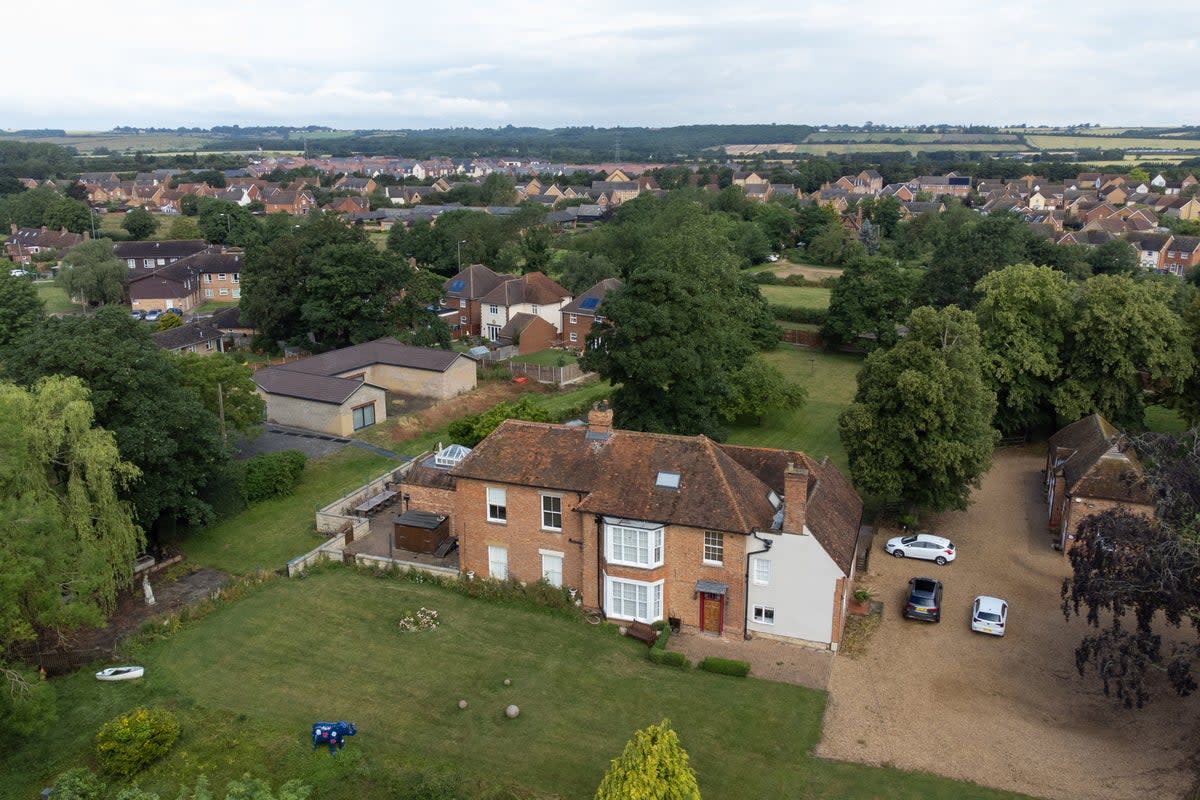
left=58, top=238, right=127, bottom=307
left=122, top=207, right=159, bottom=240
left=3, top=307, right=227, bottom=531
left=821, top=256, right=916, bottom=350
left=0, top=273, right=45, bottom=351
left=839, top=305, right=998, bottom=512
left=594, top=719, right=701, bottom=800
left=172, top=353, right=265, bottom=439
left=581, top=200, right=797, bottom=438
left=0, top=376, right=142, bottom=734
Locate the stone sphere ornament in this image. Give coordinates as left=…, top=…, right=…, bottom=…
left=505, top=704, right=520, bottom=719
left=503, top=678, right=512, bottom=686
left=458, top=699, right=468, bottom=709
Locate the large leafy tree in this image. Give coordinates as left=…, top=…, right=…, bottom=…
left=301, top=243, right=409, bottom=348
left=975, top=263, right=1073, bottom=434
left=1062, top=430, right=1200, bottom=708
left=4, top=307, right=227, bottom=531
left=42, top=197, right=91, bottom=234
left=172, top=353, right=265, bottom=438
left=0, top=273, right=44, bottom=350
left=839, top=305, right=998, bottom=511
left=581, top=201, right=796, bottom=438
left=1052, top=274, right=1193, bottom=429
left=557, top=251, right=618, bottom=295
left=1168, top=294, right=1200, bottom=427
left=918, top=211, right=1037, bottom=309
left=595, top=719, right=701, bottom=800
left=57, top=238, right=127, bottom=307
left=240, top=214, right=366, bottom=346
left=196, top=198, right=261, bottom=247
left=1087, top=238, right=1138, bottom=276
left=122, top=207, right=159, bottom=240
left=821, top=256, right=916, bottom=351
left=0, top=376, right=142, bottom=734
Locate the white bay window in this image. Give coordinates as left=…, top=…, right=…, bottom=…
left=604, top=575, right=663, bottom=623
left=605, top=522, right=664, bottom=568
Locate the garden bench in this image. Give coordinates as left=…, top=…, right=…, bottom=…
left=624, top=621, right=659, bottom=646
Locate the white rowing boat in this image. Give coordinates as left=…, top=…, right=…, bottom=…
left=96, top=666, right=144, bottom=681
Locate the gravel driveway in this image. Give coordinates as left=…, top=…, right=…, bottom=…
left=817, top=446, right=1200, bottom=800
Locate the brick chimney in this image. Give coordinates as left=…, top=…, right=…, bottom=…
left=783, top=462, right=809, bottom=534
left=588, top=401, right=613, bottom=433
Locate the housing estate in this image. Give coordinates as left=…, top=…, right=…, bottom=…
left=127, top=247, right=243, bottom=315
left=402, top=404, right=863, bottom=649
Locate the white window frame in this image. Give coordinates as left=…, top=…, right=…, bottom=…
left=204, top=289, right=213, bottom=298
left=218, top=288, right=229, bottom=296
left=218, top=273, right=226, bottom=280
left=486, top=487, right=507, bottom=523
left=604, top=575, right=664, bottom=623
left=351, top=403, right=375, bottom=430
left=232, top=289, right=240, bottom=298
left=488, top=545, right=508, bottom=580
left=489, top=304, right=498, bottom=315
left=541, top=494, right=562, bottom=531
left=232, top=273, right=239, bottom=283
left=568, top=314, right=577, bottom=324
left=752, top=557, right=770, bottom=585
left=605, top=523, right=664, bottom=568
left=569, top=332, right=578, bottom=343
left=203, top=273, right=212, bottom=283
left=703, top=531, right=724, bottom=565
left=753, top=605, right=775, bottom=625
left=540, top=549, right=563, bottom=588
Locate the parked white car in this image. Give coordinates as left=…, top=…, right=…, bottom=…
left=884, top=532, right=956, bottom=565
left=971, top=595, right=1008, bottom=636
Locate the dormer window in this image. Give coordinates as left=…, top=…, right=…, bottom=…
left=655, top=472, right=680, bottom=489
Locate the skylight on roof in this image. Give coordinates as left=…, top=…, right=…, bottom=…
left=579, top=296, right=600, bottom=310
left=656, top=471, right=681, bottom=489
left=434, top=443, right=471, bottom=468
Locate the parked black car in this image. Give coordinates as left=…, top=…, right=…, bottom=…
left=903, top=576, right=943, bottom=622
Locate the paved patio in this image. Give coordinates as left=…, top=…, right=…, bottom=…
left=342, top=510, right=460, bottom=571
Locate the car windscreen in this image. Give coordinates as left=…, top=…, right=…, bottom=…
left=975, top=611, right=1001, bottom=622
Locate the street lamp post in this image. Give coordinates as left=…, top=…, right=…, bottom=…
left=456, top=239, right=467, bottom=272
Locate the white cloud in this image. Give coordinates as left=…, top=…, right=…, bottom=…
left=4, top=0, right=1199, bottom=129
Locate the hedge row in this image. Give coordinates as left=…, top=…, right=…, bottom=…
left=697, top=656, right=751, bottom=677
left=646, top=620, right=689, bottom=668
left=770, top=304, right=828, bottom=325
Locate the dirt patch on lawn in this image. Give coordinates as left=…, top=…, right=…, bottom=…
left=818, top=448, right=1200, bottom=800
left=383, top=380, right=552, bottom=443
left=772, top=263, right=843, bottom=283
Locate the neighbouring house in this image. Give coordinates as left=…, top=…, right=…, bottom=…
left=479, top=271, right=572, bottom=343
left=253, top=338, right=476, bottom=436
left=560, top=277, right=621, bottom=352
left=495, top=313, right=558, bottom=354
left=1045, top=414, right=1154, bottom=552
left=127, top=247, right=242, bottom=314
left=444, top=263, right=510, bottom=339
left=1163, top=235, right=1200, bottom=277
left=210, top=305, right=255, bottom=349
left=151, top=321, right=228, bottom=355
left=6, top=225, right=86, bottom=265
left=429, top=405, right=864, bottom=649
left=113, top=239, right=207, bottom=271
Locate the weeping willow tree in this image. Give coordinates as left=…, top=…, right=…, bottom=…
left=0, top=376, right=142, bottom=733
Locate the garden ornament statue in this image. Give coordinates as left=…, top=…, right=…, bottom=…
left=311, top=721, right=357, bottom=754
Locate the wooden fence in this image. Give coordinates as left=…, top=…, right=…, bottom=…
left=782, top=329, right=824, bottom=348
left=505, top=361, right=588, bottom=385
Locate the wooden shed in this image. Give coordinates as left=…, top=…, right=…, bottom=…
left=393, top=509, right=450, bottom=554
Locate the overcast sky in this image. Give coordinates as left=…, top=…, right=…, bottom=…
left=6, top=0, right=1198, bottom=130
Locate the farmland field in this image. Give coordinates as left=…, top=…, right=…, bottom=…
left=1024, top=134, right=1200, bottom=151
left=723, top=142, right=1026, bottom=156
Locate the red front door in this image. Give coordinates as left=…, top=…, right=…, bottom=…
left=700, top=593, right=724, bottom=635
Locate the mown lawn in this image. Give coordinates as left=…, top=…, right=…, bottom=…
left=181, top=446, right=395, bottom=574
left=728, top=348, right=862, bottom=472
left=510, top=349, right=579, bottom=367
left=35, top=281, right=80, bottom=315
left=760, top=284, right=831, bottom=309
left=1, top=569, right=1033, bottom=800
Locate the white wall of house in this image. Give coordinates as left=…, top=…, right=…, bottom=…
left=746, top=529, right=845, bottom=646
left=481, top=299, right=570, bottom=340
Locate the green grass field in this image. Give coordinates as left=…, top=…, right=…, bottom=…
left=510, top=350, right=579, bottom=366
left=35, top=281, right=79, bottom=315
left=1024, top=134, right=1200, bottom=151
left=0, top=568, right=1032, bottom=800
left=725, top=143, right=1026, bottom=156
left=760, top=284, right=831, bottom=309
left=181, top=447, right=395, bottom=574
left=728, top=348, right=862, bottom=471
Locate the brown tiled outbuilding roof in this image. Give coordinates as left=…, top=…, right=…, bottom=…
left=253, top=368, right=372, bottom=405
left=278, top=337, right=465, bottom=377
left=1049, top=414, right=1151, bottom=504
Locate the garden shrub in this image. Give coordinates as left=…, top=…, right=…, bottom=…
left=242, top=450, right=307, bottom=504
left=648, top=649, right=690, bottom=669
left=650, top=620, right=670, bottom=650
left=51, top=768, right=106, bottom=800
left=94, top=706, right=180, bottom=778
left=769, top=304, right=828, bottom=325
left=697, top=656, right=751, bottom=677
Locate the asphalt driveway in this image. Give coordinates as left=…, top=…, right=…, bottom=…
left=817, top=446, right=1200, bottom=800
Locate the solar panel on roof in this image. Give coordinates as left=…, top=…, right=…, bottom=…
left=448, top=279, right=465, bottom=292
left=580, top=296, right=600, bottom=310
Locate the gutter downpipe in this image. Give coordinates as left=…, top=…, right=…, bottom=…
left=744, top=530, right=773, bottom=640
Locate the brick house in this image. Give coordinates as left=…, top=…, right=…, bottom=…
left=1045, top=414, right=1154, bottom=551
left=1125, top=232, right=1172, bottom=271
left=560, top=277, right=621, bottom=352
left=151, top=321, right=228, bottom=355
left=1163, top=235, right=1200, bottom=276
left=495, top=313, right=558, bottom=354
left=444, top=263, right=509, bottom=338
left=113, top=239, right=207, bottom=271
left=428, top=406, right=863, bottom=649
left=479, top=271, right=572, bottom=342
left=6, top=225, right=85, bottom=265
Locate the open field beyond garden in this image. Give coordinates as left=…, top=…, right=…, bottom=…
left=1023, top=134, right=1200, bottom=151
left=1, top=568, right=1034, bottom=800
left=759, top=284, right=831, bottom=309
left=724, top=142, right=1027, bottom=156
left=728, top=347, right=861, bottom=472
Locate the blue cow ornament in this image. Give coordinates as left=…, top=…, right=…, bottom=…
left=311, top=721, right=357, bottom=754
